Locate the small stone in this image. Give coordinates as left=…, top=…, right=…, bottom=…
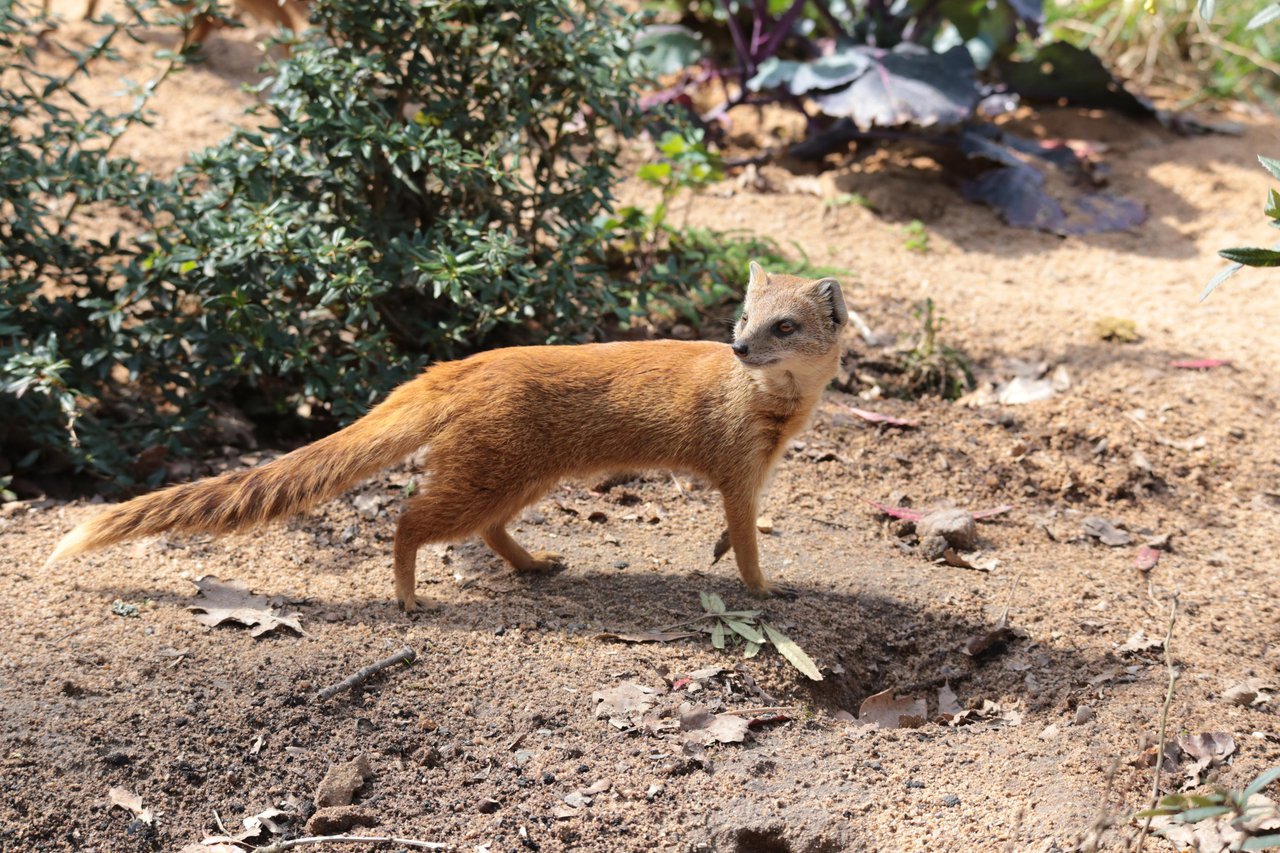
left=315, top=756, right=372, bottom=808
left=905, top=780, right=925, bottom=789
left=340, top=523, right=358, bottom=543
left=612, top=561, right=629, bottom=569
left=1222, top=683, right=1257, bottom=707
left=563, top=791, right=589, bottom=809
left=1073, top=705, right=1096, bottom=725
left=943, top=794, right=961, bottom=807
left=1039, top=724, right=1060, bottom=740
left=353, top=493, right=383, bottom=520
left=103, top=750, right=132, bottom=766
left=917, top=508, right=977, bottom=550
left=305, top=805, right=378, bottom=835
left=476, top=797, right=500, bottom=814
left=756, top=517, right=774, bottom=534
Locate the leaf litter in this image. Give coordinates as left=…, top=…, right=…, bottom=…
left=187, top=576, right=305, bottom=638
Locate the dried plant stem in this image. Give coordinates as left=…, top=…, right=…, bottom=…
left=255, top=835, right=446, bottom=852
left=315, top=647, right=416, bottom=702
left=1133, top=594, right=1179, bottom=853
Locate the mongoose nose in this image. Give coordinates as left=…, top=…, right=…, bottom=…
left=731, top=342, right=749, bottom=357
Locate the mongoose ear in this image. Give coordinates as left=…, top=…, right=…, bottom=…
left=817, top=278, right=848, bottom=326
left=747, top=260, right=769, bottom=292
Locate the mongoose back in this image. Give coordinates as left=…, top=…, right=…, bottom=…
left=48, top=262, right=849, bottom=611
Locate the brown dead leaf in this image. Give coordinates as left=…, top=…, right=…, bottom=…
left=858, top=688, right=927, bottom=729
left=1135, top=546, right=1160, bottom=572
left=963, top=621, right=1016, bottom=659
left=594, top=631, right=700, bottom=644
left=188, top=577, right=304, bottom=638
left=937, top=683, right=963, bottom=718
left=1178, top=732, right=1236, bottom=787
left=679, top=704, right=750, bottom=745
left=592, top=682, right=658, bottom=729
left=846, top=406, right=919, bottom=428
left=1118, top=630, right=1164, bottom=656
left=109, top=786, right=153, bottom=824
left=1082, top=516, right=1132, bottom=547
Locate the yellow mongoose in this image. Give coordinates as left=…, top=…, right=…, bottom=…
left=49, top=263, right=848, bottom=612
left=43, top=0, right=311, bottom=48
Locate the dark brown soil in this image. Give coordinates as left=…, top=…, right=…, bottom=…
left=4, top=4, right=1280, bottom=852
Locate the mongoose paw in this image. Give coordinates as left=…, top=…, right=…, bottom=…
left=750, top=582, right=799, bottom=601
left=520, top=551, right=567, bottom=574
left=398, top=594, right=419, bottom=614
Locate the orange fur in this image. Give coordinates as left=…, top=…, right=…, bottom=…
left=48, top=264, right=849, bottom=612
left=45, top=0, right=310, bottom=46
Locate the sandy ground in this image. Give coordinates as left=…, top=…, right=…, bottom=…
left=3, top=4, right=1280, bottom=852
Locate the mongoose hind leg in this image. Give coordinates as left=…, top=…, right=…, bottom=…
left=393, top=496, right=475, bottom=613
left=483, top=525, right=565, bottom=574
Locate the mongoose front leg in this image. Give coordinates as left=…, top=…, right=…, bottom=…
left=482, top=525, right=565, bottom=573
left=720, top=488, right=798, bottom=599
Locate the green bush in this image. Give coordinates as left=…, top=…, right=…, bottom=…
left=2, top=0, right=649, bottom=488
left=0, top=0, right=191, bottom=483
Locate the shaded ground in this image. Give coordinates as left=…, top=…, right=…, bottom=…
left=3, top=5, right=1280, bottom=852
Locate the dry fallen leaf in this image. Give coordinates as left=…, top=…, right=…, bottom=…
left=937, top=683, right=963, bottom=718
left=591, top=682, right=658, bottom=729
left=594, top=631, right=700, bottom=644
left=679, top=704, right=750, bottom=745
left=1118, top=630, right=1165, bottom=656
left=188, top=577, right=304, bottom=638
left=963, top=618, right=1016, bottom=659
left=858, top=688, right=927, bottom=729
left=108, top=786, right=153, bottom=824
left=1135, top=546, right=1161, bottom=572
left=1178, top=732, right=1237, bottom=787
left=1082, top=516, right=1132, bottom=547
left=846, top=406, right=919, bottom=428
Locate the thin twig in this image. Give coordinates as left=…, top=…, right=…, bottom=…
left=315, top=647, right=417, bottom=702
left=1133, top=594, right=1179, bottom=853
left=718, top=705, right=793, bottom=716
left=254, top=835, right=447, bottom=852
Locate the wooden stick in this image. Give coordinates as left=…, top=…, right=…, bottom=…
left=256, top=834, right=446, bottom=852
left=315, top=646, right=416, bottom=702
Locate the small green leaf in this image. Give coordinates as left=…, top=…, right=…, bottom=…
left=711, top=620, right=726, bottom=649
left=1218, top=246, right=1280, bottom=267
left=1265, top=188, right=1280, bottom=220
left=1247, top=4, right=1280, bottom=29
left=1202, top=260, right=1243, bottom=300
left=724, top=618, right=766, bottom=645
left=1135, top=807, right=1180, bottom=818
left=1260, top=155, right=1280, bottom=181
left=1244, top=766, right=1280, bottom=798
left=761, top=623, right=823, bottom=681
left=636, top=162, right=672, bottom=184
left=1177, top=805, right=1233, bottom=823
left=705, top=592, right=726, bottom=614
left=1242, top=834, right=1280, bottom=851
left=743, top=641, right=761, bottom=658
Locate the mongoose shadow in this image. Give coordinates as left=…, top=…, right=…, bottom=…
left=83, top=565, right=1103, bottom=716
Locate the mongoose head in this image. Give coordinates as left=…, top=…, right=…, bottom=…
left=732, top=261, right=848, bottom=378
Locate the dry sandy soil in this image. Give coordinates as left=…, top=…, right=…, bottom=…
left=4, top=5, right=1280, bottom=852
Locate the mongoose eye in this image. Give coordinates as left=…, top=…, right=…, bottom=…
left=739, top=312, right=748, bottom=325
left=773, top=320, right=796, bottom=336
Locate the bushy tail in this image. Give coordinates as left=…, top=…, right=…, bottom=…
left=47, top=378, right=437, bottom=564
